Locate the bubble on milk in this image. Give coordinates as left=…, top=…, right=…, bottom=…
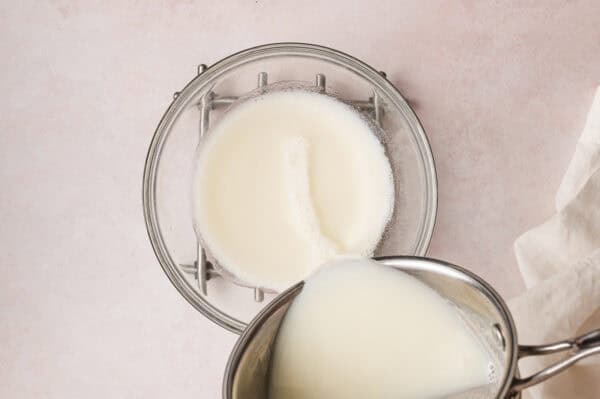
left=487, top=362, right=498, bottom=384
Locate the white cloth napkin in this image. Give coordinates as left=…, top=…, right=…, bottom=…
left=510, top=87, right=600, bottom=399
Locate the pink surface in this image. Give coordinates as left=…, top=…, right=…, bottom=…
left=1, top=1, right=599, bottom=398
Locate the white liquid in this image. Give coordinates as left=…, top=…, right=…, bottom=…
left=269, top=259, right=494, bottom=399
left=193, top=91, right=394, bottom=290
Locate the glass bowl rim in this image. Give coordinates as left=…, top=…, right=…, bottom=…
left=142, top=42, right=438, bottom=333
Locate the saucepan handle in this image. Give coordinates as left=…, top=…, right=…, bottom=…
left=510, top=329, right=600, bottom=394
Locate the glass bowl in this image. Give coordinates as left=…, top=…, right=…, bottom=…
left=143, top=43, right=437, bottom=333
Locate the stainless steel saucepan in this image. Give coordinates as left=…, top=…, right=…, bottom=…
left=223, top=256, right=600, bottom=399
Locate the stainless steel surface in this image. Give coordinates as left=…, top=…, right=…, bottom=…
left=223, top=282, right=304, bottom=399
left=373, top=88, right=382, bottom=127
left=510, top=329, right=600, bottom=393
left=223, top=257, right=518, bottom=399
left=315, top=73, right=325, bottom=91
left=222, top=256, right=600, bottom=399
left=257, top=71, right=268, bottom=88
left=253, top=287, right=265, bottom=302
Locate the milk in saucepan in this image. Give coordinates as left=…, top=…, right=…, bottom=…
left=269, top=259, right=494, bottom=399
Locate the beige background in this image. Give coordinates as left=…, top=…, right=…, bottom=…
left=1, top=1, right=599, bottom=398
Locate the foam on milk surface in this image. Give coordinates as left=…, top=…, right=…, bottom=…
left=269, top=259, right=494, bottom=399
left=193, top=91, right=394, bottom=290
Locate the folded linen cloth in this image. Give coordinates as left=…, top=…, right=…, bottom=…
left=510, top=86, right=600, bottom=399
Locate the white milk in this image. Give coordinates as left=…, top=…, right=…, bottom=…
left=269, top=259, right=494, bottom=399
left=193, top=91, right=394, bottom=290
